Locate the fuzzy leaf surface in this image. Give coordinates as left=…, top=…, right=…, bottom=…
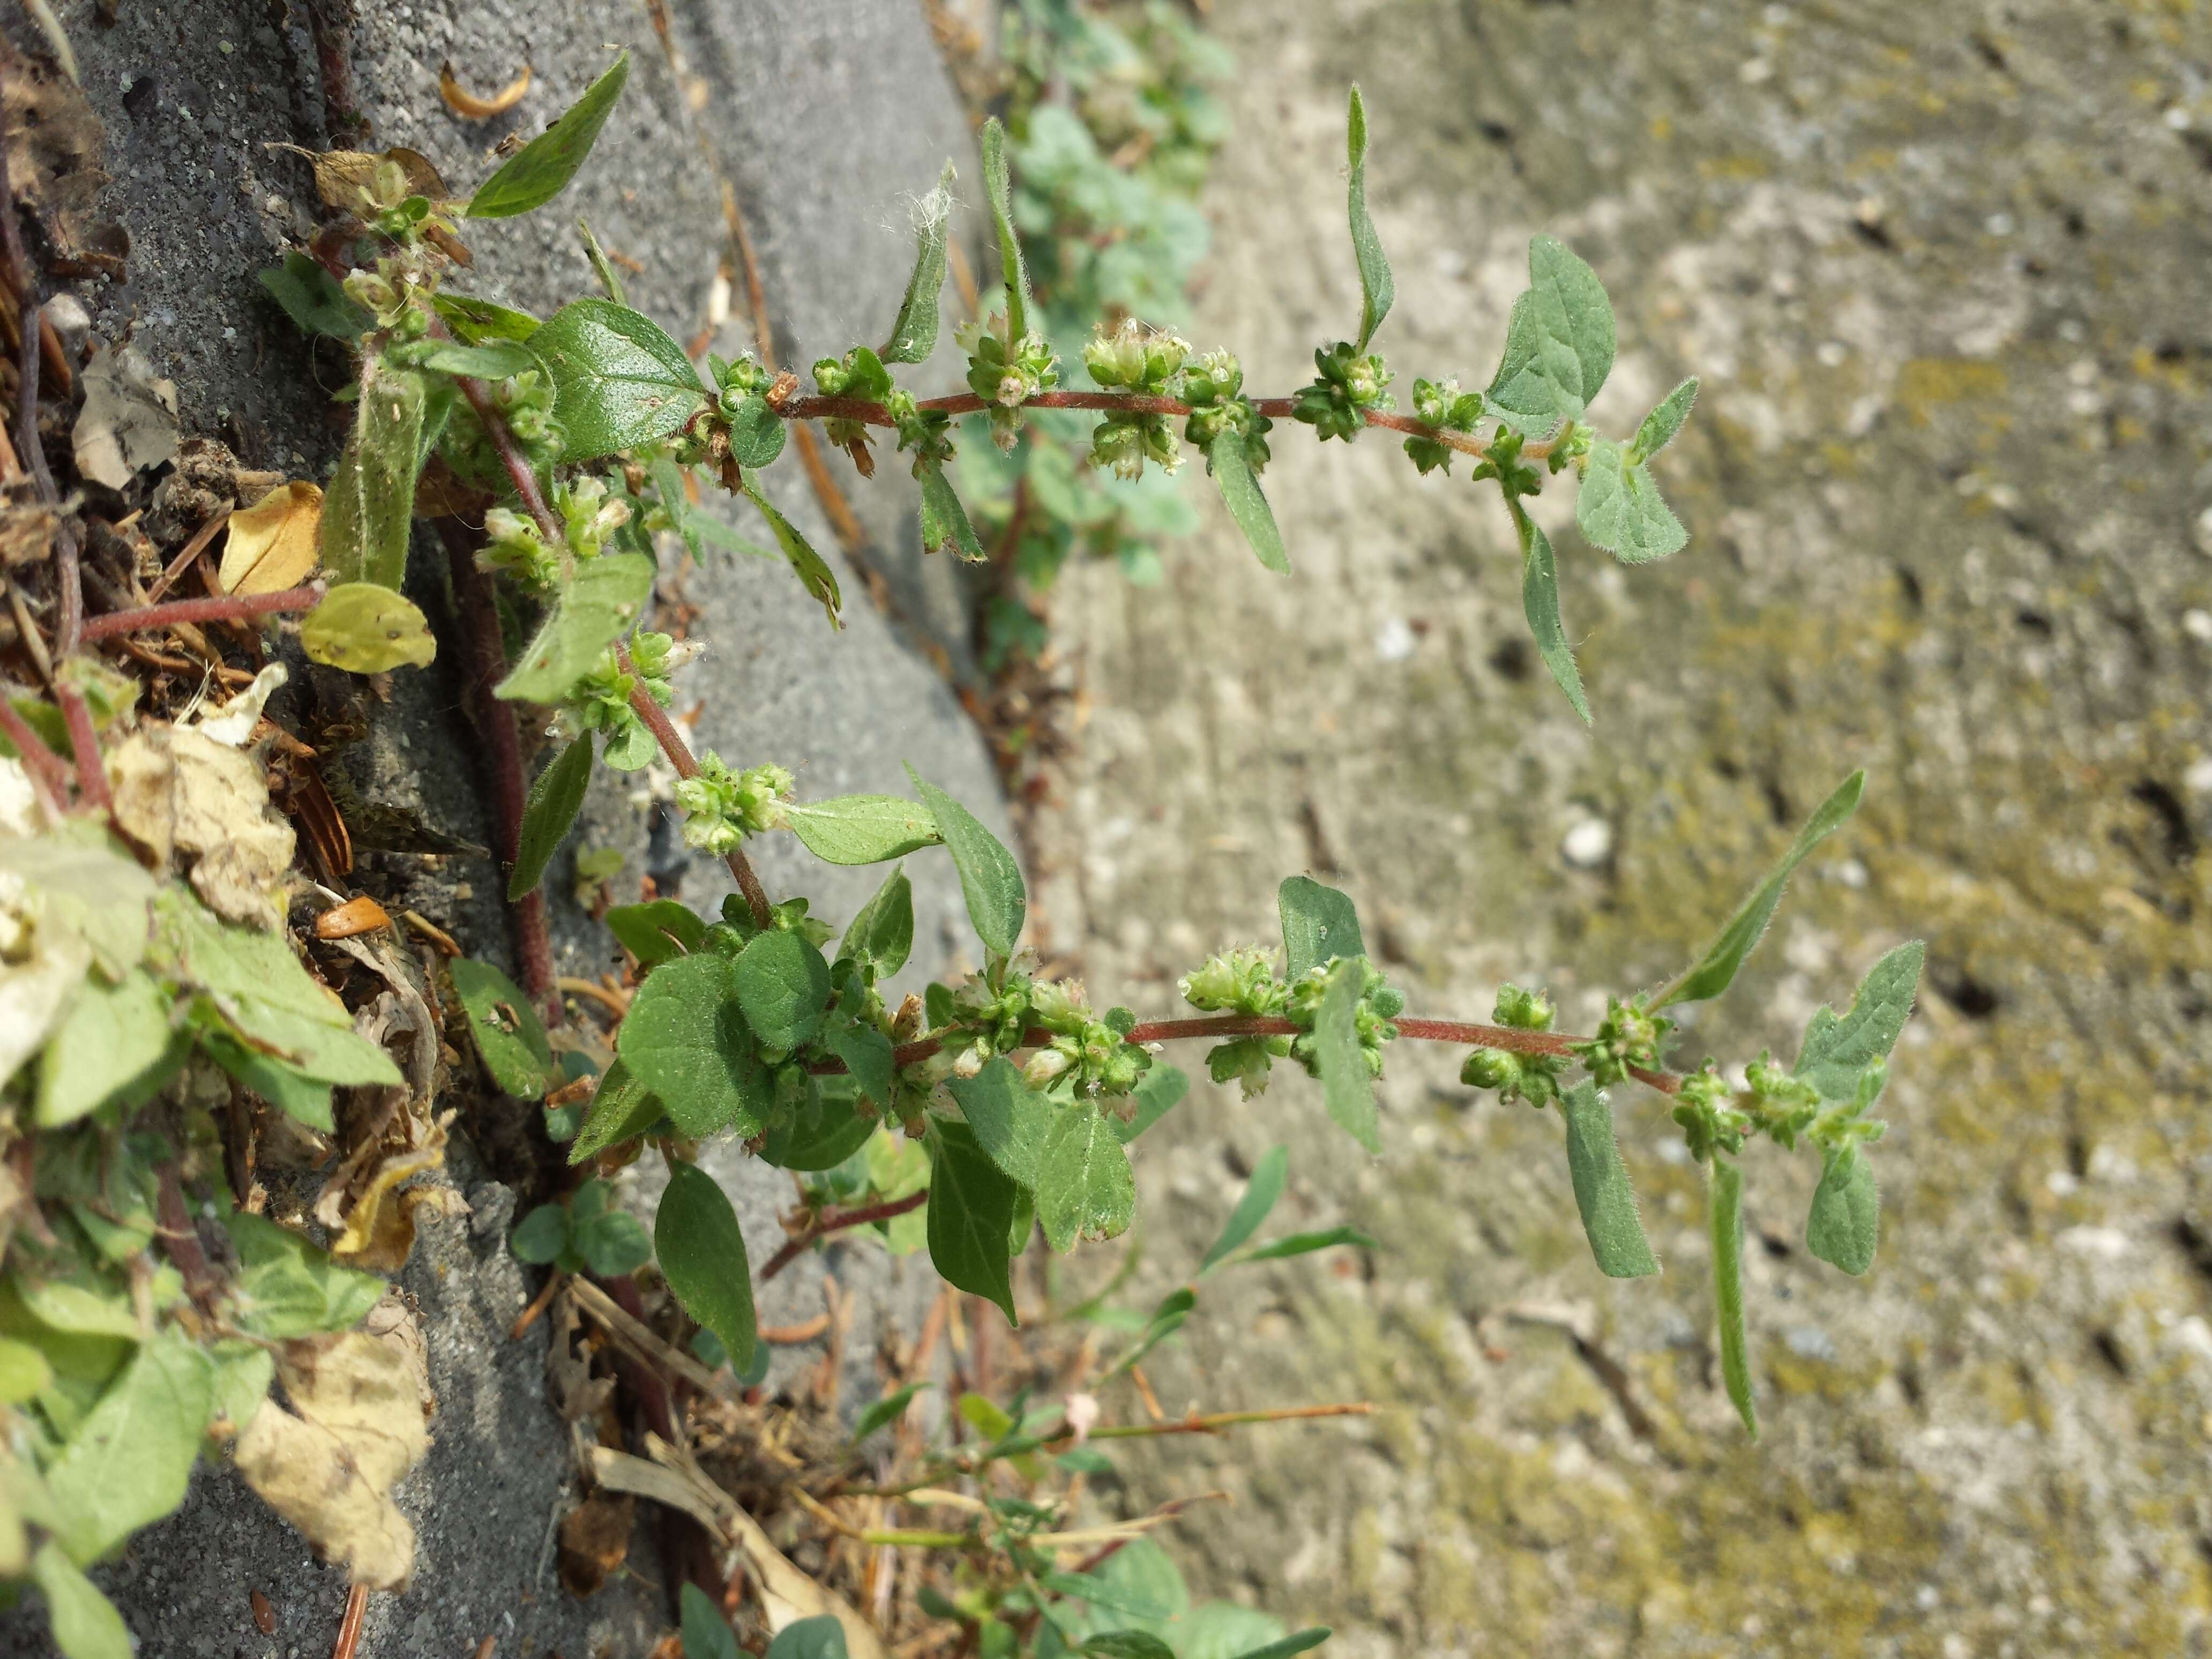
left=784, top=795, right=940, bottom=865
left=468, top=52, right=630, bottom=219
left=1561, top=1082, right=1660, bottom=1277
left=656, top=1160, right=755, bottom=1376
left=529, top=298, right=708, bottom=459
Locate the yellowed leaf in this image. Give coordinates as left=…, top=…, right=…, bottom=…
left=438, top=61, right=532, bottom=120
left=234, top=1328, right=431, bottom=1591
left=220, top=482, right=323, bottom=595
left=301, top=583, right=438, bottom=674
left=107, top=724, right=296, bottom=931
left=308, top=146, right=451, bottom=214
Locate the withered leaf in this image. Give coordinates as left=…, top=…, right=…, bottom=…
left=304, top=146, right=452, bottom=215
left=1, top=55, right=124, bottom=275
left=220, top=482, right=323, bottom=595
left=72, top=343, right=179, bottom=491
left=107, top=723, right=296, bottom=931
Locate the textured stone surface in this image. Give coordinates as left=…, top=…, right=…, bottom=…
left=0, top=1, right=1003, bottom=1654
left=1026, top=3, right=2212, bottom=1656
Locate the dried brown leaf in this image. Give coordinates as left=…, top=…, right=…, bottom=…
left=557, top=1492, right=634, bottom=1597
left=107, top=724, right=295, bottom=930
left=1, top=53, right=124, bottom=275
left=438, top=62, right=532, bottom=119
left=72, top=343, right=179, bottom=491
left=220, top=481, right=323, bottom=595
left=304, top=146, right=451, bottom=214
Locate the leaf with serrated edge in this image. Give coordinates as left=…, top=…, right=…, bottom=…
left=925, top=1119, right=1019, bottom=1323
left=496, top=551, right=655, bottom=703
left=1632, top=376, right=1698, bottom=461
left=1794, top=940, right=1924, bottom=1101
left=784, top=795, right=940, bottom=865
left=883, top=165, right=955, bottom=364
left=1576, top=436, right=1687, bottom=565
left=1207, top=434, right=1290, bottom=575
left=1199, top=1145, right=1287, bottom=1273
left=1806, top=1144, right=1880, bottom=1275
left=1514, top=507, right=1589, bottom=723
left=1656, top=771, right=1865, bottom=1008
left=1561, top=1082, right=1660, bottom=1278
left=529, top=298, right=708, bottom=460
left=1709, top=1157, right=1757, bottom=1438
left=1278, top=876, right=1363, bottom=982
left=1314, top=956, right=1379, bottom=1153
left=1485, top=235, right=1616, bottom=425
left=1346, top=86, right=1393, bottom=353
left=510, top=735, right=593, bottom=900
left=656, top=1160, right=756, bottom=1375
left=468, top=53, right=630, bottom=219
left=908, top=768, right=1025, bottom=958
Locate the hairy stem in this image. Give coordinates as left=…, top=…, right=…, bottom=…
left=777, top=390, right=1550, bottom=464
left=55, top=685, right=109, bottom=817
left=0, top=693, right=71, bottom=812
left=78, top=584, right=327, bottom=641
left=614, top=641, right=774, bottom=931
left=757, top=1189, right=929, bottom=1284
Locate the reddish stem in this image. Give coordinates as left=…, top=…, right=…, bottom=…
left=0, top=695, right=71, bottom=811
left=447, top=357, right=563, bottom=544
left=615, top=642, right=774, bottom=931
left=436, top=521, right=555, bottom=1017
left=55, top=685, right=109, bottom=817
left=758, top=1190, right=929, bottom=1284
left=78, top=584, right=326, bottom=641
left=154, top=1163, right=220, bottom=1309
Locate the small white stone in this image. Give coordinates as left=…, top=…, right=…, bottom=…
left=2184, top=757, right=2212, bottom=794
left=2055, top=1224, right=2130, bottom=1259
left=2194, top=504, right=2212, bottom=558
left=1739, top=57, right=1773, bottom=84
left=2182, top=608, right=2212, bottom=642
left=1560, top=817, right=1612, bottom=869
left=1374, top=616, right=1416, bottom=663
left=2045, top=1169, right=2079, bottom=1197
left=1815, top=340, right=1849, bottom=368
left=2166, top=106, right=2193, bottom=130
left=1984, top=212, right=2014, bottom=236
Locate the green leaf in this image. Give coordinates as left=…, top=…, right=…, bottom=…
left=767, top=1615, right=849, bottom=1659
left=883, top=164, right=956, bottom=364
left=948, top=1059, right=1054, bottom=1189
left=733, top=929, right=832, bottom=1052
left=680, top=1581, right=743, bottom=1659
left=1278, top=876, right=1363, bottom=981
left=1234, top=1224, right=1377, bottom=1265
left=727, top=395, right=786, bottom=469
left=43, top=1335, right=212, bottom=1564
left=450, top=958, right=555, bottom=1098
left=918, top=462, right=987, bottom=561
left=761, top=1075, right=874, bottom=1171
left=1086, top=1636, right=1176, bottom=1659
left=1794, top=940, right=1924, bottom=1101
left=741, top=479, right=842, bottom=629
left=907, top=768, right=1025, bottom=958
left=31, top=1541, right=132, bottom=1659
left=1709, top=1157, right=1757, bottom=1438
left=1199, top=1146, right=1287, bottom=1274
left=1806, top=1145, right=1880, bottom=1276
left=1036, top=1103, right=1135, bottom=1252
left=578, top=215, right=629, bottom=307
left=1229, top=1630, right=1333, bottom=1659
left=1344, top=86, right=1394, bottom=353
left=569, top=1060, right=666, bottom=1164
left=36, top=969, right=173, bottom=1127
left=1206, top=433, right=1290, bottom=576
left=431, top=293, right=542, bottom=344
left=496, top=551, right=657, bottom=703
left=617, top=954, right=769, bottom=1137
left=1485, top=235, right=1617, bottom=425
left=510, top=1201, right=570, bottom=1265
left=980, top=117, right=1033, bottom=342
left=417, top=339, right=536, bottom=380
left=259, top=251, right=370, bottom=340
left=1314, top=956, right=1379, bottom=1154
left=925, top=1119, right=1020, bottom=1323
left=1655, top=770, right=1866, bottom=1008
left=606, top=899, right=707, bottom=967
left=1575, top=436, right=1687, bottom=564
left=784, top=795, right=940, bottom=865
left=823, top=1026, right=896, bottom=1116
left=468, top=52, right=631, bottom=219
left=225, top=1211, right=386, bottom=1339
left=510, top=736, right=594, bottom=901
left=1113, top=1063, right=1187, bottom=1145
left=1631, top=376, right=1698, bottom=461
left=1511, top=507, right=1590, bottom=724
left=1560, top=1082, right=1660, bottom=1279
left=300, top=582, right=438, bottom=675
left=320, top=364, right=426, bottom=588
left=574, top=1206, right=653, bottom=1277
left=530, top=298, right=710, bottom=460
left=0, top=1336, right=52, bottom=1404
left=656, top=1160, right=756, bottom=1376
left=853, top=1380, right=930, bottom=1441
left=837, top=868, right=914, bottom=980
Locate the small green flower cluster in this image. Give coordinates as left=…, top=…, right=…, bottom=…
left=1284, top=958, right=1403, bottom=1082
left=1180, top=348, right=1272, bottom=465
left=1458, top=984, right=1567, bottom=1108
left=811, top=346, right=896, bottom=472
left=672, top=756, right=792, bottom=854
left=886, top=388, right=956, bottom=472
left=1672, top=1053, right=1890, bottom=1163
left=1177, top=947, right=1402, bottom=1098
left=1571, top=994, right=1673, bottom=1087
left=962, top=315, right=1060, bottom=451
left=1402, top=377, right=1485, bottom=475
left=1083, top=320, right=1189, bottom=482
left=481, top=476, right=630, bottom=593
left=934, top=966, right=1154, bottom=1104
left=554, top=629, right=688, bottom=769
left=1291, top=340, right=1393, bottom=442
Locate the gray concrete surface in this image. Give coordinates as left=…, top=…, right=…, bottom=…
left=0, top=2, right=1005, bottom=1654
